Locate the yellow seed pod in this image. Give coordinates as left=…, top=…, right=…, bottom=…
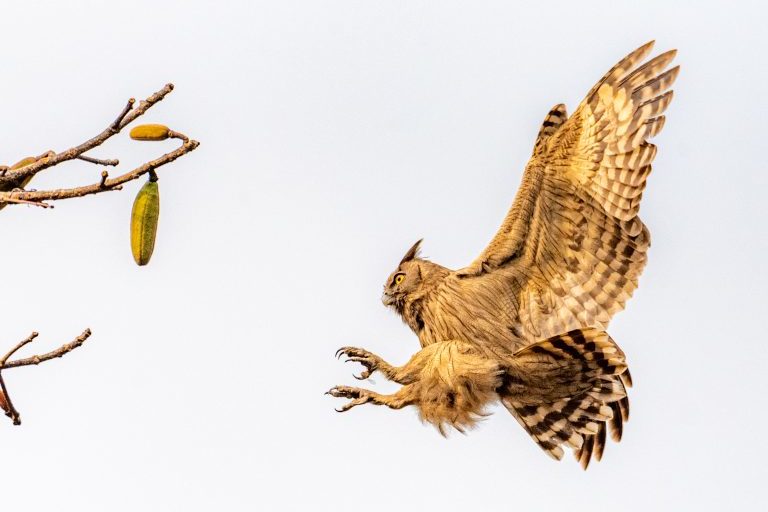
left=10, top=156, right=37, bottom=189
left=129, top=124, right=170, bottom=141
left=0, top=156, right=38, bottom=210
left=11, top=156, right=37, bottom=170
left=130, top=177, right=160, bottom=266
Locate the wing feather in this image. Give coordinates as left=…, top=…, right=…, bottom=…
left=459, top=41, right=677, bottom=341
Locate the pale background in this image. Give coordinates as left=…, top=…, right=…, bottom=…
left=0, top=1, right=765, bottom=510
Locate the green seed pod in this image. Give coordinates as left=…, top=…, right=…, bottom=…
left=130, top=177, right=160, bottom=266
left=129, top=124, right=170, bottom=141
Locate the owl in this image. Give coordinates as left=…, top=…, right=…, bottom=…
left=328, top=41, right=677, bottom=469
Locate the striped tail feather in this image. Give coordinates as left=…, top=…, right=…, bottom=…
left=500, top=328, right=631, bottom=469
left=575, top=379, right=631, bottom=468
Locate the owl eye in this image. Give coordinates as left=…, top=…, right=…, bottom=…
left=394, top=274, right=405, bottom=285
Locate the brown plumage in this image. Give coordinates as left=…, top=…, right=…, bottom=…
left=328, top=41, right=677, bottom=469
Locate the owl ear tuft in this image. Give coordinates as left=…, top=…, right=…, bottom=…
left=400, top=239, right=423, bottom=264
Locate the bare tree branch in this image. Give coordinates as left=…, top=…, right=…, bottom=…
left=0, top=83, right=178, bottom=189
left=0, top=82, right=196, bottom=425
left=0, top=376, right=18, bottom=425
left=0, top=329, right=92, bottom=426
left=0, top=138, right=198, bottom=204
left=0, top=332, right=38, bottom=425
left=1, top=329, right=92, bottom=370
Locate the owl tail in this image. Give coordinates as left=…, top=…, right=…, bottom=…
left=499, top=328, right=631, bottom=469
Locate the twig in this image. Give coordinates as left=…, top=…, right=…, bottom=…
left=168, top=129, right=189, bottom=142
left=0, top=332, right=39, bottom=425
left=111, top=97, right=135, bottom=130
left=77, top=155, right=119, bottom=167
left=0, top=332, right=39, bottom=365
left=0, top=197, right=51, bottom=208
left=0, top=138, right=197, bottom=204
left=0, top=83, right=176, bottom=188
left=0, top=374, right=18, bottom=424
left=1, top=329, right=92, bottom=370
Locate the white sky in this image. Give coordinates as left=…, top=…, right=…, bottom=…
left=0, top=1, right=765, bottom=510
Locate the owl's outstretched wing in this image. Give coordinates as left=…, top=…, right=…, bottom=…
left=458, top=41, right=678, bottom=341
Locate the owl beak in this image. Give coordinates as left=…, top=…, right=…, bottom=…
left=381, top=292, right=395, bottom=306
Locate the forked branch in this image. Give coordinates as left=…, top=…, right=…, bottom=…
left=0, top=329, right=92, bottom=425
left=0, top=83, right=199, bottom=207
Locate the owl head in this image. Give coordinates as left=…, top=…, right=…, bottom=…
left=382, top=239, right=426, bottom=311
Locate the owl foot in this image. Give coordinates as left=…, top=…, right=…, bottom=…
left=326, top=385, right=374, bottom=412
left=335, top=346, right=382, bottom=380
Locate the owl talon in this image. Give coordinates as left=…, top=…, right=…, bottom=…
left=336, top=347, right=381, bottom=380
left=326, top=385, right=361, bottom=398
left=327, top=385, right=373, bottom=412
left=345, top=357, right=376, bottom=379
left=335, top=397, right=369, bottom=412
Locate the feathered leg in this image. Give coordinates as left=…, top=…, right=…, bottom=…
left=326, top=385, right=417, bottom=412
left=330, top=340, right=504, bottom=433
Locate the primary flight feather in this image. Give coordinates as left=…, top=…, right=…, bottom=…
left=328, top=41, right=677, bottom=469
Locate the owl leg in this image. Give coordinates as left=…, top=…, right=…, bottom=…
left=326, top=385, right=416, bottom=413
left=335, top=346, right=414, bottom=384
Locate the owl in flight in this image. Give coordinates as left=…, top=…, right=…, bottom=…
left=328, top=41, right=677, bottom=469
